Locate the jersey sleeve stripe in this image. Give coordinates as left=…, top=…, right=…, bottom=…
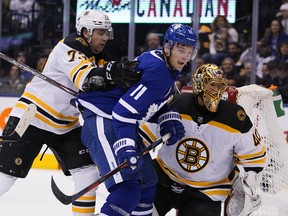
left=236, top=146, right=266, bottom=160
left=69, top=59, right=91, bottom=79
left=112, top=111, right=137, bottom=124
left=75, top=64, right=93, bottom=89
left=118, top=98, right=138, bottom=114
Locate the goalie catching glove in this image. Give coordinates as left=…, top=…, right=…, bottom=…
left=82, top=60, right=141, bottom=91
left=113, top=138, right=143, bottom=174
left=226, top=165, right=261, bottom=216
left=158, top=110, right=185, bottom=146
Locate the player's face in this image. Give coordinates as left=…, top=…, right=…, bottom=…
left=90, top=29, right=109, bottom=53
left=170, top=44, right=193, bottom=71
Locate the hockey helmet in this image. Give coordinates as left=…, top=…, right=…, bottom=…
left=76, top=10, right=114, bottom=40
left=163, top=24, right=198, bottom=60
left=192, top=63, right=228, bottom=112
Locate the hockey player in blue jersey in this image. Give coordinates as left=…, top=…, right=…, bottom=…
left=75, top=23, right=198, bottom=216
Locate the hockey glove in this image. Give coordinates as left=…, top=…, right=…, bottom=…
left=226, top=166, right=261, bottom=216
left=104, top=60, right=141, bottom=89
left=82, top=60, right=141, bottom=91
left=82, top=75, right=106, bottom=92
left=113, top=138, right=143, bottom=174
left=226, top=86, right=238, bottom=104
left=158, top=111, right=185, bottom=146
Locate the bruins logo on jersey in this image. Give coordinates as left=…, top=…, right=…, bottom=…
left=237, top=109, right=246, bottom=121
left=176, top=138, right=209, bottom=173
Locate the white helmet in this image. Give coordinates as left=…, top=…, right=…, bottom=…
left=76, top=10, right=114, bottom=40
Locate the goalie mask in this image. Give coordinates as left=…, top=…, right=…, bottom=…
left=192, top=64, right=228, bottom=112
left=76, top=10, right=114, bottom=40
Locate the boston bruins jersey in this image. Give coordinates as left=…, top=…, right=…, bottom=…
left=10, top=33, right=108, bottom=134
left=140, top=93, right=266, bottom=202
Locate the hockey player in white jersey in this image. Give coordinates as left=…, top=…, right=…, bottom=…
left=139, top=64, right=266, bottom=216
left=75, top=24, right=198, bottom=215
left=0, top=10, right=141, bottom=215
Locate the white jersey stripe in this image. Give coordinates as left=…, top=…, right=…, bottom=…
left=96, top=116, right=123, bottom=184
left=112, top=111, right=137, bottom=124
left=119, top=98, right=138, bottom=114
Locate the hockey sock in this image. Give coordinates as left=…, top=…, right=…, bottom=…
left=131, top=184, right=157, bottom=216
left=70, top=165, right=100, bottom=216
left=0, top=172, right=17, bottom=196
left=101, top=180, right=141, bottom=216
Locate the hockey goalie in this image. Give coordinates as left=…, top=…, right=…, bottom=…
left=139, top=65, right=266, bottom=216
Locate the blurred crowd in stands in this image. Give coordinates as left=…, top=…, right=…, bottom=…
left=0, top=0, right=287, bottom=105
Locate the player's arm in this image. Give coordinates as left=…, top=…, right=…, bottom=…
left=55, top=44, right=141, bottom=91
left=82, top=60, right=141, bottom=91
left=234, top=124, right=266, bottom=172
left=111, top=70, right=168, bottom=174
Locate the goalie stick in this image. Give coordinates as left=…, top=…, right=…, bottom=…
left=0, top=52, right=77, bottom=97
left=51, top=133, right=171, bottom=205
left=0, top=104, right=37, bottom=142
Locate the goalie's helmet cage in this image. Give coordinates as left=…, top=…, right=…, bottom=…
left=192, top=63, right=228, bottom=112
left=76, top=10, right=114, bottom=40
left=163, top=24, right=198, bottom=60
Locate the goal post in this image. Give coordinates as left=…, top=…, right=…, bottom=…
left=236, top=84, right=288, bottom=216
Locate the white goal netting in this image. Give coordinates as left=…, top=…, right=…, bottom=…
left=236, top=84, right=288, bottom=216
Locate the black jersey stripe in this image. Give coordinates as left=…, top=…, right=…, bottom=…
left=138, top=127, right=154, bottom=144
left=19, top=97, right=75, bottom=125
left=72, top=65, right=89, bottom=83
left=72, top=200, right=96, bottom=207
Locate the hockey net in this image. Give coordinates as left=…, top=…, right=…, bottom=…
left=235, top=84, right=288, bottom=216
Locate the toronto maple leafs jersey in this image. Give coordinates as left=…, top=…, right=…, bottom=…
left=139, top=93, right=266, bottom=202
left=76, top=50, right=179, bottom=140
left=10, top=33, right=109, bottom=134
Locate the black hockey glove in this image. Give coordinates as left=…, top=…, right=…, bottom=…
left=104, top=60, right=141, bottom=89
left=82, top=75, right=106, bottom=92
left=82, top=60, right=141, bottom=92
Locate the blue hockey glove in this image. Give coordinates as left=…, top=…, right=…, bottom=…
left=158, top=111, right=185, bottom=146
left=113, top=138, right=143, bottom=174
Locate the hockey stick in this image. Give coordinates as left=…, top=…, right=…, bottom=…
left=0, top=52, right=77, bottom=96
left=0, top=104, right=37, bottom=142
left=51, top=133, right=171, bottom=205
